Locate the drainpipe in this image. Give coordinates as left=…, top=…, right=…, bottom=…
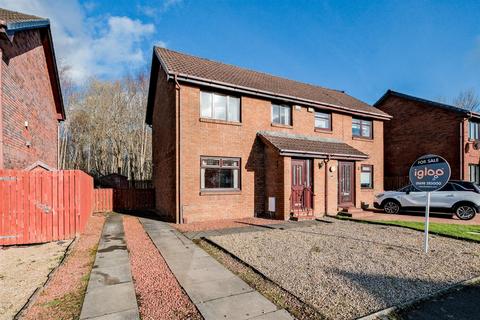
left=324, top=156, right=331, bottom=215
left=174, top=74, right=183, bottom=224
left=462, top=113, right=473, bottom=181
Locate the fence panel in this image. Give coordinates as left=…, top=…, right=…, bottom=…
left=384, top=176, right=410, bottom=191
left=93, top=189, right=113, bottom=213
left=113, top=189, right=155, bottom=211
left=0, top=170, right=93, bottom=246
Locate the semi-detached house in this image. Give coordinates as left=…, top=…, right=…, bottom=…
left=146, top=47, right=391, bottom=223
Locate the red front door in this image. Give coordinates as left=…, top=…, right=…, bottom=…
left=338, top=161, right=355, bottom=207
left=291, top=159, right=313, bottom=215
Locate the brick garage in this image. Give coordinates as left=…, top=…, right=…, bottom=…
left=147, top=48, right=390, bottom=223
left=375, top=90, right=480, bottom=189
left=0, top=9, right=65, bottom=170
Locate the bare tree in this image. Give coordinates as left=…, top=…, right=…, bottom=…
left=58, top=70, right=152, bottom=181
left=453, top=88, right=480, bottom=112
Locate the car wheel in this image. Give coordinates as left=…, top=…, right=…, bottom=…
left=383, top=200, right=400, bottom=214
left=454, top=204, right=477, bottom=220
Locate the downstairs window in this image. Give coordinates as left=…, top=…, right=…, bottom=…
left=200, top=156, right=240, bottom=190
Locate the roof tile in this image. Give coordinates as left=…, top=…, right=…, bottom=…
left=258, top=131, right=368, bottom=159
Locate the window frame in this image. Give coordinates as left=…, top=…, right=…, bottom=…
left=352, top=118, right=373, bottom=139
left=360, top=164, right=374, bottom=189
left=469, top=121, right=480, bottom=140
left=469, top=164, right=480, bottom=184
left=200, top=156, right=241, bottom=192
left=314, top=111, right=332, bottom=131
left=271, top=103, right=292, bottom=126
left=200, top=91, right=241, bottom=123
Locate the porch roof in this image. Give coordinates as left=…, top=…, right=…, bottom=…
left=258, top=131, right=368, bottom=160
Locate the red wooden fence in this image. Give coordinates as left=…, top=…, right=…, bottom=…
left=93, top=189, right=113, bottom=213
left=92, top=188, right=155, bottom=212
left=0, top=170, right=93, bottom=246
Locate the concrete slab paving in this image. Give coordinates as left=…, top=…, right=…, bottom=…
left=250, top=309, right=294, bottom=319
left=184, top=275, right=253, bottom=303
left=87, top=308, right=139, bottom=320
left=80, top=215, right=139, bottom=320
left=195, top=291, right=278, bottom=320
left=140, top=217, right=292, bottom=320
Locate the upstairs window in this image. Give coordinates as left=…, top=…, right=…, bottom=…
left=315, top=111, right=331, bottom=130
left=201, top=156, right=240, bottom=190
left=272, top=104, right=292, bottom=125
left=352, top=118, right=372, bottom=139
left=469, top=121, right=480, bottom=140
left=200, top=91, right=240, bottom=122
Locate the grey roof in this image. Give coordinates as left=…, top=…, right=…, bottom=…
left=258, top=131, right=368, bottom=159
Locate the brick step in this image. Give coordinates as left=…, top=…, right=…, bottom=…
left=290, top=215, right=316, bottom=221
left=337, top=207, right=374, bottom=219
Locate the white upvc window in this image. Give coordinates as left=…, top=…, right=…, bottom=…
left=200, top=91, right=240, bottom=122
left=272, top=103, right=291, bottom=125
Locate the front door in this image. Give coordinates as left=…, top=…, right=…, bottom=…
left=338, top=161, right=355, bottom=207
left=291, top=159, right=313, bottom=214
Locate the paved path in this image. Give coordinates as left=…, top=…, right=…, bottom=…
left=399, top=284, right=480, bottom=320
left=184, top=219, right=326, bottom=240
left=80, top=214, right=139, bottom=320
left=140, top=217, right=293, bottom=320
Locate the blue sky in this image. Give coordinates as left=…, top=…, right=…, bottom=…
left=1, top=0, right=479, bottom=104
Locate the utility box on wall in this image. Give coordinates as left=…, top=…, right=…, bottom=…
left=268, top=197, right=276, bottom=213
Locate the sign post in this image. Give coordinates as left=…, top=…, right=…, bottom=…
left=409, top=154, right=451, bottom=253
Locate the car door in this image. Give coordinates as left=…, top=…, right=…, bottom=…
left=400, top=185, right=427, bottom=208
left=430, top=182, right=456, bottom=209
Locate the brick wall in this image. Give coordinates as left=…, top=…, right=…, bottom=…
left=0, top=29, right=59, bottom=169
left=170, top=84, right=384, bottom=222
left=151, top=64, right=177, bottom=220
left=377, top=95, right=463, bottom=181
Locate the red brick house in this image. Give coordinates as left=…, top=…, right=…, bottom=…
left=375, top=90, right=480, bottom=189
left=0, top=8, right=65, bottom=170
left=146, top=47, right=391, bottom=223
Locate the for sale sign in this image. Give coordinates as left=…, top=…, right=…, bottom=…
left=409, top=154, right=451, bottom=192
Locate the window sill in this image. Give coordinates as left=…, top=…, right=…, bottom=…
left=352, top=136, right=373, bottom=142
left=271, top=123, right=293, bottom=129
left=199, top=118, right=242, bottom=126
left=200, top=190, right=242, bottom=196
left=361, top=187, right=374, bottom=191
left=315, top=128, right=333, bottom=134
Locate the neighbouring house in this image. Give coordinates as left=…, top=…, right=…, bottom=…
left=146, top=47, right=391, bottom=223
left=0, top=8, right=65, bottom=170
left=375, top=90, right=480, bottom=189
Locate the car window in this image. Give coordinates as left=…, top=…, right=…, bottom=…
left=451, top=183, right=468, bottom=191
left=439, top=183, right=455, bottom=192
left=399, top=185, right=417, bottom=192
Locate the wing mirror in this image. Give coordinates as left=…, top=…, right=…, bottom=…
left=406, top=190, right=410, bottom=195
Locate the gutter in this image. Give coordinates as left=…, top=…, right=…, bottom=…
left=279, top=150, right=368, bottom=160
left=173, top=74, right=392, bottom=120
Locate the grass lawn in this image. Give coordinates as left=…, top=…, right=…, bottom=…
left=361, top=219, right=480, bottom=242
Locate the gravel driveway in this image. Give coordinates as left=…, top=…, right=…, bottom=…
left=208, top=219, right=480, bottom=320
left=0, top=241, right=71, bottom=320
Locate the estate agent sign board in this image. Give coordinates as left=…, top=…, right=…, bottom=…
left=409, top=154, right=451, bottom=253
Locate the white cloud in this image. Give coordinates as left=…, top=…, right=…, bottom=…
left=0, top=0, right=157, bottom=83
